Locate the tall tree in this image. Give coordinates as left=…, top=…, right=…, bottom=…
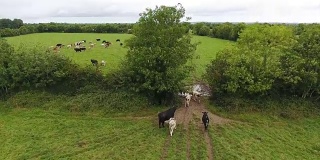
left=121, top=4, right=197, bottom=104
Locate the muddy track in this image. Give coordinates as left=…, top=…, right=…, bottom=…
left=176, top=99, right=233, bottom=160
left=160, top=135, right=172, bottom=160
left=159, top=98, right=234, bottom=160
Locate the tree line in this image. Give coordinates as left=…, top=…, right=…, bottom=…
left=205, top=23, right=320, bottom=102
left=0, top=18, right=134, bottom=37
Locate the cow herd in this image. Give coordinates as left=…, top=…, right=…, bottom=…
left=51, top=38, right=123, bottom=52
left=48, top=38, right=124, bottom=66
left=158, top=93, right=210, bottom=137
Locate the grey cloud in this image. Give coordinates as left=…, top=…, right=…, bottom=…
left=188, top=7, right=248, bottom=16
left=1, top=0, right=320, bottom=23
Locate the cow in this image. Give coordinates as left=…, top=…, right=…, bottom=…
left=74, top=48, right=82, bottom=52
left=96, top=38, right=101, bottom=41
left=101, top=60, right=106, bottom=66
left=158, top=107, right=177, bottom=128
left=80, top=47, right=86, bottom=51
left=105, top=41, right=112, bottom=48
left=120, top=43, right=123, bottom=46
left=185, top=93, right=192, bottom=107
left=56, top=43, right=63, bottom=48
left=102, top=40, right=107, bottom=43
left=116, top=39, right=120, bottom=42
left=168, top=118, right=177, bottom=137
left=82, top=40, right=86, bottom=43
left=192, top=90, right=201, bottom=103
left=91, top=59, right=98, bottom=66
left=202, top=112, right=209, bottom=130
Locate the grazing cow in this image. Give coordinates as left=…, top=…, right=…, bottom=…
left=82, top=40, right=86, bottom=43
left=67, top=44, right=72, bottom=48
left=158, top=107, right=177, bottom=128
left=185, top=93, right=192, bottom=107
left=96, top=38, right=101, bottom=41
left=202, top=112, right=209, bottom=130
left=56, top=44, right=63, bottom=48
left=74, top=48, right=82, bottom=52
left=168, top=118, right=177, bottom=137
left=102, top=40, right=107, bottom=43
left=120, top=43, right=123, bottom=46
left=116, top=39, right=120, bottom=42
left=192, top=90, right=201, bottom=103
left=91, top=59, right=98, bottom=66
left=105, top=41, right=111, bottom=48
left=101, top=60, right=106, bottom=66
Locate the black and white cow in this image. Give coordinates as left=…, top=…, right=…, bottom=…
left=202, top=112, right=209, bottom=130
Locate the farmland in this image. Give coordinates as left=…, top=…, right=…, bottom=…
left=1, top=33, right=320, bottom=159
left=5, top=33, right=232, bottom=80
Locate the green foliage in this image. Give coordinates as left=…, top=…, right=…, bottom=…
left=198, top=25, right=210, bottom=36
left=0, top=28, right=20, bottom=37
left=121, top=4, right=197, bottom=104
left=0, top=20, right=134, bottom=37
left=192, top=22, right=206, bottom=35
left=0, top=18, right=23, bottom=29
left=205, top=24, right=309, bottom=97
left=291, top=25, right=320, bottom=99
left=193, top=22, right=247, bottom=41
left=0, top=40, right=105, bottom=95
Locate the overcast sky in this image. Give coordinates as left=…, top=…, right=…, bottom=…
left=1, top=0, right=320, bottom=23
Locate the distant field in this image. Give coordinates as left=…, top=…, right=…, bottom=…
left=5, top=33, right=232, bottom=81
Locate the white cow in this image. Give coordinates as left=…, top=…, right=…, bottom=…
left=192, top=90, right=201, bottom=103
left=168, top=118, right=177, bottom=137
left=185, top=93, right=192, bottom=107
left=101, top=60, right=106, bottom=66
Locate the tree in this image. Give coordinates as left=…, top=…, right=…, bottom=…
left=12, top=19, right=23, bottom=29
left=198, top=25, right=210, bottom=36
left=121, top=4, right=197, bottom=104
left=291, top=25, right=320, bottom=99
left=206, top=24, right=297, bottom=97
left=19, top=26, right=29, bottom=35
left=0, top=19, right=12, bottom=29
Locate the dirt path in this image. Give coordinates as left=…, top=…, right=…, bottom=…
left=168, top=99, right=233, bottom=160
left=160, top=135, right=172, bottom=160
left=161, top=100, right=234, bottom=160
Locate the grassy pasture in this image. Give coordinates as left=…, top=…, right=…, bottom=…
left=5, top=33, right=232, bottom=81
left=210, top=115, right=320, bottom=160
left=0, top=107, right=209, bottom=159
left=1, top=104, right=319, bottom=159
left=3, top=33, right=319, bottom=159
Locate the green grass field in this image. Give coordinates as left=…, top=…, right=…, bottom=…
left=1, top=104, right=319, bottom=159
left=0, top=107, right=209, bottom=159
left=5, top=33, right=232, bottom=81
left=2, top=33, right=320, bottom=159
left=210, top=115, right=320, bottom=160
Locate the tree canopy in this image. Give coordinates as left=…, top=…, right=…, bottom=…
left=121, top=4, right=197, bottom=104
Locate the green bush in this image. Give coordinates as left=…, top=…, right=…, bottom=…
left=0, top=40, right=104, bottom=95
left=205, top=24, right=319, bottom=100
